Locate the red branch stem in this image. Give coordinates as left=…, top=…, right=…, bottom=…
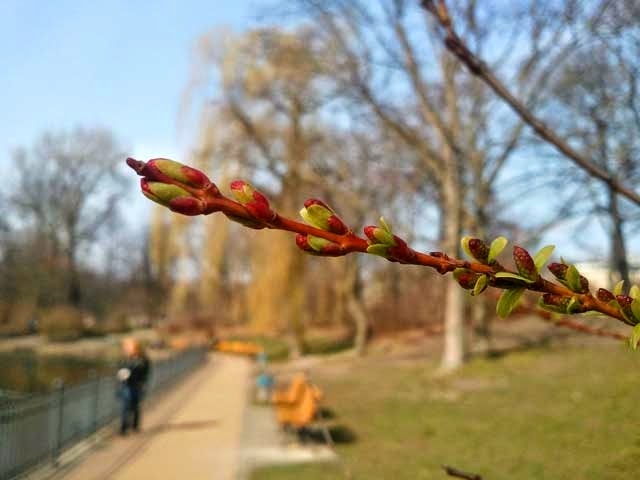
left=200, top=188, right=627, bottom=325
left=127, top=157, right=632, bottom=333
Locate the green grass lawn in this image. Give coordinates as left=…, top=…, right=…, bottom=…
left=228, top=333, right=353, bottom=362
left=252, top=342, right=640, bottom=479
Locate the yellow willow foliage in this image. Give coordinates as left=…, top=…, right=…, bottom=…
left=194, top=109, right=235, bottom=314
left=329, top=257, right=351, bottom=325
left=149, top=206, right=172, bottom=286
left=148, top=202, right=193, bottom=319
left=247, top=229, right=300, bottom=334
left=199, top=214, right=229, bottom=311
left=166, top=212, right=192, bottom=319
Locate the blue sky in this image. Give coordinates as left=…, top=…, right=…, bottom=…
left=0, top=1, right=631, bottom=263
left=0, top=0, right=261, bottom=224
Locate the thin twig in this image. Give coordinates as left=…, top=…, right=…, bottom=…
left=126, top=157, right=635, bottom=330
left=513, top=296, right=627, bottom=340
left=442, top=464, right=483, bottom=480
left=419, top=0, right=640, bottom=207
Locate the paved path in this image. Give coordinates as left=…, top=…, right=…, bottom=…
left=61, top=354, right=251, bottom=480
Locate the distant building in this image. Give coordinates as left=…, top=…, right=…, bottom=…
left=574, top=260, right=640, bottom=290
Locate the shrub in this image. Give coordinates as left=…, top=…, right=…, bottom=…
left=0, top=302, right=37, bottom=337
left=96, top=311, right=131, bottom=335
left=40, top=305, right=84, bottom=342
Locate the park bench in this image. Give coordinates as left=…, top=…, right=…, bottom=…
left=271, top=372, right=307, bottom=404
left=215, top=340, right=263, bottom=356
left=272, top=374, right=333, bottom=446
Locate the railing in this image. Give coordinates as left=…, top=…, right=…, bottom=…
left=0, top=348, right=207, bottom=480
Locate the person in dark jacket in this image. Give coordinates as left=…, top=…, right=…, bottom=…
left=117, top=338, right=150, bottom=435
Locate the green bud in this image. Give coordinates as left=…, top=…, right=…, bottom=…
left=367, top=244, right=389, bottom=258
left=307, top=235, right=332, bottom=252
left=300, top=204, right=332, bottom=231
left=141, top=180, right=192, bottom=206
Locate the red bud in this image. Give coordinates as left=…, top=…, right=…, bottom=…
left=453, top=269, right=480, bottom=289
left=180, top=165, right=211, bottom=188
left=468, top=238, right=489, bottom=262
left=169, top=197, right=205, bottom=216
left=327, top=215, right=349, bottom=235
left=596, top=288, right=615, bottom=303
left=295, top=234, right=314, bottom=252
left=304, top=198, right=331, bottom=210
left=230, top=180, right=275, bottom=222
left=548, top=263, right=568, bottom=280
left=513, top=246, right=538, bottom=281
left=616, top=295, right=636, bottom=323
left=363, top=226, right=377, bottom=242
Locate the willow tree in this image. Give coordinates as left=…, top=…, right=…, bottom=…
left=181, top=28, right=340, bottom=355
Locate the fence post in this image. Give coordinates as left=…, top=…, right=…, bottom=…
left=52, top=379, right=64, bottom=466
left=89, top=370, right=99, bottom=433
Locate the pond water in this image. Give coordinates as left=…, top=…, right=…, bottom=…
left=0, top=350, right=113, bottom=394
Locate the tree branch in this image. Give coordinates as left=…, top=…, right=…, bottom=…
left=442, top=465, right=482, bottom=480
left=419, top=0, right=640, bottom=206
left=126, top=156, right=640, bottom=334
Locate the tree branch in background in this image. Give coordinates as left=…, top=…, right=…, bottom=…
left=126, top=156, right=640, bottom=347
left=514, top=295, right=627, bottom=341
left=419, top=0, right=640, bottom=206
left=442, top=464, right=482, bottom=480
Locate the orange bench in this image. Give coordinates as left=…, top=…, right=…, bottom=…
left=272, top=373, right=307, bottom=405
left=272, top=375, right=332, bottom=445
left=215, top=340, right=263, bottom=356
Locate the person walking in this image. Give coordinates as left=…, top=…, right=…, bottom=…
left=117, top=338, right=150, bottom=435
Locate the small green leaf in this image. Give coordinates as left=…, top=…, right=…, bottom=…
left=307, top=235, right=331, bottom=252
left=366, top=244, right=389, bottom=257
left=533, top=245, right=555, bottom=272
left=372, top=227, right=396, bottom=246
left=488, top=236, right=508, bottom=263
left=379, top=216, right=392, bottom=234
left=496, top=288, right=525, bottom=318
left=565, top=265, right=582, bottom=292
left=614, top=280, right=625, bottom=297
left=495, top=272, right=536, bottom=284
left=472, top=275, right=488, bottom=296
left=537, top=296, right=564, bottom=314
left=629, top=323, right=640, bottom=350
left=567, top=297, right=581, bottom=314
left=461, top=236, right=473, bottom=259
left=632, top=299, right=640, bottom=323
left=630, top=285, right=640, bottom=299
left=300, top=204, right=332, bottom=230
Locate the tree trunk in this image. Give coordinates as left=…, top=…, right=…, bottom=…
left=439, top=175, right=465, bottom=372
left=441, top=277, right=465, bottom=371
left=66, top=242, right=81, bottom=307
left=469, top=186, right=493, bottom=356
left=279, top=182, right=307, bottom=358
left=471, top=296, right=492, bottom=355
left=346, top=258, right=368, bottom=356
left=285, top=250, right=307, bottom=358
left=608, top=188, right=631, bottom=287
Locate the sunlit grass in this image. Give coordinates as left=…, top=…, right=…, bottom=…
left=252, top=343, right=640, bottom=479
left=228, top=333, right=353, bottom=362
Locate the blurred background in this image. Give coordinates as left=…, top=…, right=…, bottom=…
left=1, top=0, right=640, bottom=479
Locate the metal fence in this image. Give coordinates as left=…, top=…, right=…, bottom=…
left=0, top=348, right=207, bottom=480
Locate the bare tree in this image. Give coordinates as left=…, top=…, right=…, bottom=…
left=10, top=127, right=127, bottom=307
left=546, top=9, right=640, bottom=288
left=421, top=0, right=640, bottom=208
left=293, top=0, right=573, bottom=369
